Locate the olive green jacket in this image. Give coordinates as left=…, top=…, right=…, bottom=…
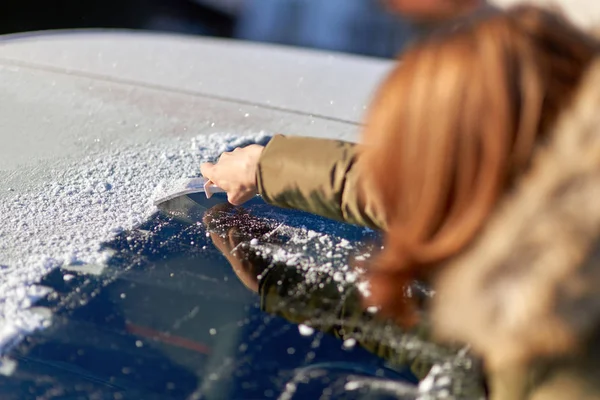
left=257, top=135, right=387, bottom=231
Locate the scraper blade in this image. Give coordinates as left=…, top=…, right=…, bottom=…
left=153, top=177, right=225, bottom=207
left=153, top=177, right=227, bottom=224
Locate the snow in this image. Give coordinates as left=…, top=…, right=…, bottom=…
left=0, top=132, right=270, bottom=356
left=0, top=358, right=17, bottom=377
left=298, top=324, right=315, bottom=336
left=224, top=218, right=377, bottom=293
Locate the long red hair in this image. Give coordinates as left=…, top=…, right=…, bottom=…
left=360, top=5, right=600, bottom=324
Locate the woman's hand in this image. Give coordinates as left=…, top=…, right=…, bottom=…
left=200, top=145, right=264, bottom=205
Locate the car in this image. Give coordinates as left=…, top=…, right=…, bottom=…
left=0, top=31, right=477, bottom=399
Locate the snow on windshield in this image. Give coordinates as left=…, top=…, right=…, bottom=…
left=0, top=132, right=269, bottom=354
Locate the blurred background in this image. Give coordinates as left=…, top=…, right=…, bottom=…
left=0, top=0, right=414, bottom=59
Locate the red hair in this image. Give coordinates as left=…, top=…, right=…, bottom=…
left=360, top=5, right=599, bottom=325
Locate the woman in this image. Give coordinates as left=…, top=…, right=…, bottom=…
left=201, top=5, right=600, bottom=399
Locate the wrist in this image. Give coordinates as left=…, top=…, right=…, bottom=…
left=247, top=144, right=264, bottom=188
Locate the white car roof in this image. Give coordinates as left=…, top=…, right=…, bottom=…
left=0, top=31, right=392, bottom=177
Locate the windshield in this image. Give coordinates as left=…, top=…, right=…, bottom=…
left=0, top=193, right=481, bottom=399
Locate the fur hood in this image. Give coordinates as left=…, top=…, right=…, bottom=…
left=431, top=58, right=600, bottom=371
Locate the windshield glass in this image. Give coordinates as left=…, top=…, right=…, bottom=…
left=0, top=193, right=480, bottom=399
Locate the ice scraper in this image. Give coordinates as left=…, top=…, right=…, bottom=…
left=153, top=177, right=227, bottom=223
left=153, top=177, right=224, bottom=206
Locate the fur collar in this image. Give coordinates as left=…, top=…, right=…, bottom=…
left=431, top=58, right=600, bottom=370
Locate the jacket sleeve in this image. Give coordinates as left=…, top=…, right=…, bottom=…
left=256, top=135, right=387, bottom=230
